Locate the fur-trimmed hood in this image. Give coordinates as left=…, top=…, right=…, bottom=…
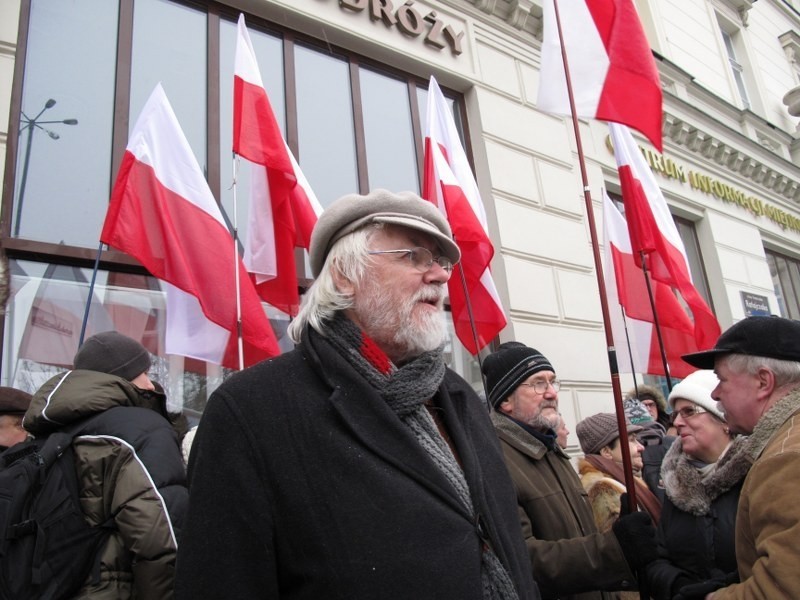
left=661, top=434, right=751, bottom=516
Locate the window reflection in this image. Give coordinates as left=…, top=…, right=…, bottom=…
left=131, top=0, right=207, bottom=169
left=13, top=0, right=118, bottom=245
left=2, top=259, right=290, bottom=416
left=360, top=68, right=419, bottom=193
left=219, top=19, right=285, bottom=243
left=295, top=44, right=358, bottom=206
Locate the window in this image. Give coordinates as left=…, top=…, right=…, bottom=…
left=718, top=18, right=751, bottom=110
left=673, top=216, right=714, bottom=308
left=2, top=0, right=485, bottom=408
left=766, top=250, right=800, bottom=319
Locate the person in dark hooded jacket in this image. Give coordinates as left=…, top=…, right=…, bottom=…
left=23, top=331, right=187, bottom=600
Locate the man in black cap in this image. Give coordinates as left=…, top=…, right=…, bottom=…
left=176, top=189, right=538, bottom=600
left=0, top=386, right=33, bottom=450
left=23, top=331, right=187, bottom=599
left=678, top=315, right=800, bottom=600
left=483, top=341, right=657, bottom=600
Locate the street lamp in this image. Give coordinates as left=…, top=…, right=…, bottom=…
left=15, top=98, right=79, bottom=237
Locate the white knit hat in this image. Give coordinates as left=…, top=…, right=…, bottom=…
left=668, top=369, right=724, bottom=420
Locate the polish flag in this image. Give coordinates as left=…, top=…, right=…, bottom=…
left=101, top=83, right=280, bottom=369
left=537, top=0, right=663, bottom=151
left=234, top=13, right=322, bottom=316
left=609, top=123, right=721, bottom=357
left=603, top=193, right=697, bottom=378
left=422, top=76, right=507, bottom=355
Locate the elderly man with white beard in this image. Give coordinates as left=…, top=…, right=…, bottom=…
left=484, top=343, right=658, bottom=600
left=176, top=190, right=539, bottom=600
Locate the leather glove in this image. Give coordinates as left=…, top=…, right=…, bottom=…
left=670, top=574, right=700, bottom=597
left=673, top=571, right=739, bottom=600
left=612, top=511, right=657, bottom=570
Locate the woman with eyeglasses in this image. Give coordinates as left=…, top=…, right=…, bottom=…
left=646, top=370, right=751, bottom=600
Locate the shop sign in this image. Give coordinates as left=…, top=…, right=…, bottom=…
left=338, top=0, right=464, bottom=56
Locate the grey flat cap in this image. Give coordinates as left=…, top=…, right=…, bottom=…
left=309, top=189, right=461, bottom=277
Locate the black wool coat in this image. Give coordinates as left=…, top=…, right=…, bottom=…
left=175, top=327, right=539, bottom=600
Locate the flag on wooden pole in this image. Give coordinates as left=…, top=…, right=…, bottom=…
left=537, top=0, right=663, bottom=151
left=101, top=83, right=280, bottom=369
left=422, top=76, right=507, bottom=355
left=234, top=13, right=322, bottom=316
left=603, top=193, right=699, bottom=378
left=609, top=123, right=720, bottom=354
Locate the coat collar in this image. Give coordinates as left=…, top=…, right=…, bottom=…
left=744, top=386, right=800, bottom=461
left=490, top=410, right=569, bottom=461
left=661, top=434, right=751, bottom=515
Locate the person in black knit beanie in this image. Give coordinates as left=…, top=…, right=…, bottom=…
left=484, top=341, right=658, bottom=600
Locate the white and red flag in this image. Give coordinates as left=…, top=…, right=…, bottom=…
left=422, top=76, right=507, bottom=355
left=609, top=123, right=721, bottom=361
left=101, top=83, right=280, bottom=369
left=234, top=13, right=322, bottom=316
left=537, top=0, right=663, bottom=151
left=603, top=193, right=698, bottom=378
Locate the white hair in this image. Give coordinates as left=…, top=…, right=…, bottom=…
left=721, top=353, right=800, bottom=388
left=288, top=224, right=382, bottom=343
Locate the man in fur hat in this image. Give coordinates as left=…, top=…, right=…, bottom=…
left=483, top=342, right=658, bottom=600
left=0, top=386, right=33, bottom=450
left=176, top=190, right=538, bottom=600
left=23, top=331, right=187, bottom=599
left=679, top=316, right=800, bottom=599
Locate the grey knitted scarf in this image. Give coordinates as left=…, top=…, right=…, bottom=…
left=325, top=315, right=519, bottom=600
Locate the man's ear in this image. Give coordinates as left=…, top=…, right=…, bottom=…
left=600, top=446, right=613, bottom=460
left=498, top=397, right=513, bottom=416
left=331, top=259, right=355, bottom=296
left=756, top=366, right=777, bottom=399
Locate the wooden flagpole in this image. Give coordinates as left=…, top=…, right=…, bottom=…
left=453, top=250, right=491, bottom=408
left=638, top=250, right=674, bottom=391
left=551, top=0, right=639, bottom=511
left=231, top=154, right=245, bottom=371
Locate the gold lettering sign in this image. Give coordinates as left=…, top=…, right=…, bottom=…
left=338, top=0, right=464, bottom=55
left=605, top=135, right=800, bottom=233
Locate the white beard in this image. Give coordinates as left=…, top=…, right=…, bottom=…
left=356, top=282, right=447, bottom=362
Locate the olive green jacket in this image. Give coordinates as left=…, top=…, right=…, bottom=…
left=24, top=370, right=187, bottom=599
left=491, top=412, right=635, bottom=600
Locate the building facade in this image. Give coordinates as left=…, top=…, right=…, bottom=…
left=1, top=0, right=799, bottom=445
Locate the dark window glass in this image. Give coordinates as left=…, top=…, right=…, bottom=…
left=13, top=1, right=118, bottom=244
left=130, top=0, right=207, bottom=168
left=360, top=67, right=418, bottom=193
left=766, top=250, right=800, bottom=319
left=294, top=44, right=358, bottom=206
left=673, top=216, right=713, bottom=308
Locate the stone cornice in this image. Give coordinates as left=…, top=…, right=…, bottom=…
left=664, top=112, right=800, bottom=203
left=457, top=0, right=542, bottom=38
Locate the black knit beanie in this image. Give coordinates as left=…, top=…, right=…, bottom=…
left=482, top=341, right=555, bottom=408
left=74, top=331, right=151, bottom=381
